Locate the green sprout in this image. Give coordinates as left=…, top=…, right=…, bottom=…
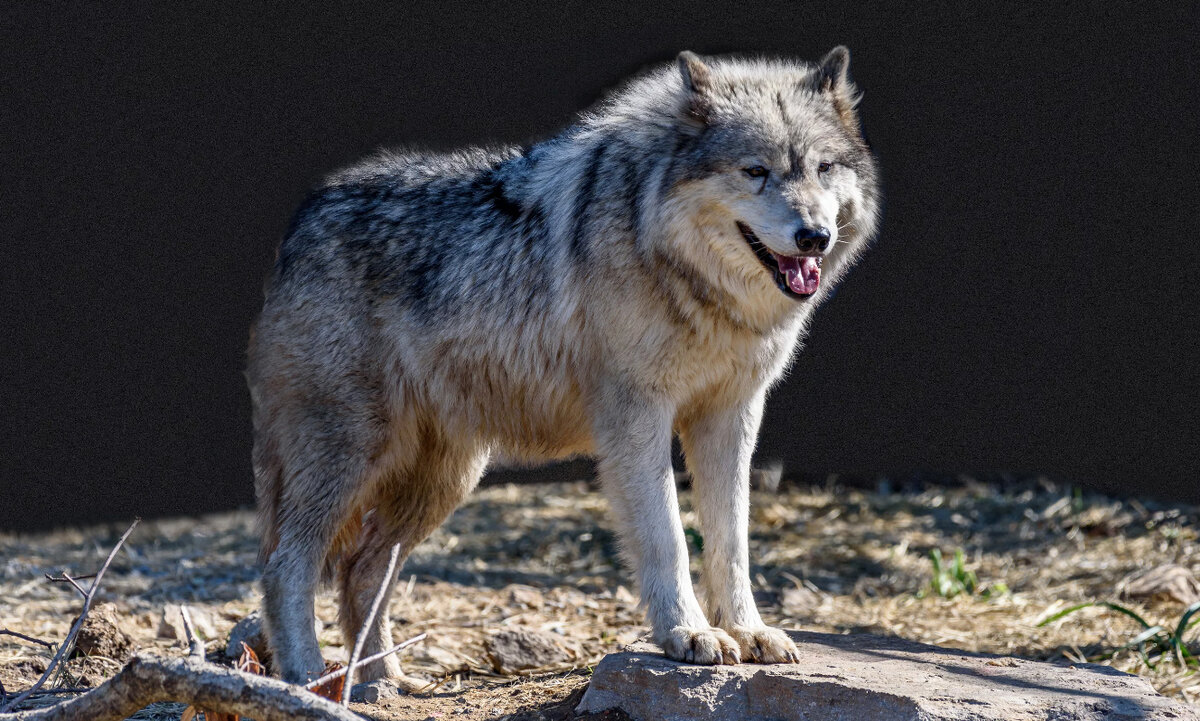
left=1037, top=600, right=1200, bottom=670
left=923, top=548, right=1008, bottom=600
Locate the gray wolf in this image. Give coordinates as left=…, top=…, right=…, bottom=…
left=247, top=47, right=880, bottom=685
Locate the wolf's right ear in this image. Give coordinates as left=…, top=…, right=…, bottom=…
left=677, top=51, right=713, bottom=124
left=678, top=51, right=713, bottom=94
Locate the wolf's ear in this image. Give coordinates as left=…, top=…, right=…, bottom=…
left=678, top=51, right=713, bottom=94
left=677, top=51, right=713, bottom=124
left=815, top=46, right=863, bottom=129
left=817, top=46, right=852, bottom=94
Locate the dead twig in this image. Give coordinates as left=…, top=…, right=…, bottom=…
left=0, top=520, right=139, bottom=714
left=178, top=606, right=205, bottom=662
left=42, top=574, right=88, bottom=599
left=341, top=541, right=401, bottom=705
left=304, top=632, right=427, bottom=691
left=0, top=630, right=54, bottom=649
left=44, top=574, right=95, bottom=583
left=0, top=652, right=365, bottom=721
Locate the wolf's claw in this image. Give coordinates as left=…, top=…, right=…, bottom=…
left=658, top=626, right=742, bottom=665
left=726, top=625, right=800, bottom=664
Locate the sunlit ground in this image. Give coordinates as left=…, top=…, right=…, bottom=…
left=2, top=478, right=1197, bottom=718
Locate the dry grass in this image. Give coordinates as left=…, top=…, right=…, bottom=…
left=1, top=477, right=1198, bottom=718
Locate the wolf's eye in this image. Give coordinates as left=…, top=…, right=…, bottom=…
left=817, top=161, right=833, bottom=173
left=743, top=166, right=769, bottom=178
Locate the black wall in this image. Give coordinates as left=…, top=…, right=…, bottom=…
left=2, top=3, right=1198, bottom=531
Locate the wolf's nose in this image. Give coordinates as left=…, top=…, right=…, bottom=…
left=795, top=225, right=831, bottom=253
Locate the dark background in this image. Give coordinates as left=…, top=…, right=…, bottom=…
left=2, top=3, right=1198, bottom=531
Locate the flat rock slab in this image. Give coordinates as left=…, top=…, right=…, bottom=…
left=577, top=631, right=1198, bottom=721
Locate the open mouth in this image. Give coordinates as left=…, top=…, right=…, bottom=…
left=735, top=221, right=822, bottom=298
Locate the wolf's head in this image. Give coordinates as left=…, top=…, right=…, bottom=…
left=657, top=48, right=880, bottom=314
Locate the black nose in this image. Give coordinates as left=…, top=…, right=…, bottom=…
left=795, top=225, right=831, bottom=253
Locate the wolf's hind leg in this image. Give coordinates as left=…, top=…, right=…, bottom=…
left=594, top=393, right=740, bottom=665
left=337, top=439, right=488, bottom=687
left=261, top=406, right=383, bottom=684
left=680, top=395, right=800, bottom=664
left=335, top=512, right=408, bottom=685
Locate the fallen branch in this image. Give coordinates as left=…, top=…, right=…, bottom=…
left=341, top=542, right=402, bottom=705
left=0, top=633, right=427, bottom=721
left=0, top=653, right=364, bottom=721
left=0, top=513, right=436, bottom=721
left=0, top=623, right=424, bottom=720
left=0, top=520, right=139, bottom=714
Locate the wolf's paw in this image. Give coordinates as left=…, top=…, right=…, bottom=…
left=349, top=677, right=423, bottom=703
left=389, top=673, right=428, bottom=695
left=658, top=626, right=741, bottom=665
left=276, top=651, right=329, bottom=686
left=353, top=657, right=428, bottom=694
left=353, top=654, right=404, bottom=684
left=726, top=625, right=801, bottom=664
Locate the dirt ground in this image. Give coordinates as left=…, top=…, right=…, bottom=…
left=2, top=478, right=1198, bottom=719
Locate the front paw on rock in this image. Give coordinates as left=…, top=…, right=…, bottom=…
left=658, top=626, right=741, bottom=665
left=726, top=625, right=801, bottom=664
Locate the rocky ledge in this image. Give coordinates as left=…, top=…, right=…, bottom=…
left=577, top=631, right=1198, bottom=721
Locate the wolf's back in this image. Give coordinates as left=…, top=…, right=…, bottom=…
left=264, top=146, right=580, bottom=329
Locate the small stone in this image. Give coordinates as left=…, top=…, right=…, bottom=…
left=750, top=461, right=783, bottom=492
left=157, top=604, right=216, bottom=643
left=224, top=610, right=267, bottom=659
left=485, top=628, right=570, bottom=674
left=780, top=585, right=821, bottom=614
left=223, top=610, right=322, bottom=661
left=613, top=586, right=636, bottom=605
left=350, top=679, right=401, bottom=704
left=72, top=602, right=134, bottom=660
left=9, top=658, right=47, bottom=677
left=420, top=644, right=468, bottom=673
left=1120, top=563, right=1200, bottom=605
left=507, top=584, right=545, bottom=609
left=578, top=630, right=1200, bottom=721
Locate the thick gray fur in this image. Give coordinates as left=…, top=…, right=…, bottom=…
left=248, top=46, right=881, bottom=684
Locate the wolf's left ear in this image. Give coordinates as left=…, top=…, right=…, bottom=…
left=816, top=46, right=863, bottom=129
left=817, top=46, right=852, bottom=93
left=677, top=50, right=713, bottom=124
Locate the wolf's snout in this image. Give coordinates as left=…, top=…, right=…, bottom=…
left=795, top=225, right=831, bottom=254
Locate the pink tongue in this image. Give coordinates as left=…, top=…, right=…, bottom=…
left=777, top=256, right=821, bottom=295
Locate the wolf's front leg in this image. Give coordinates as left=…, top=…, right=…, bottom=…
left=679, top=395, right=800, bottom=664
left=593, top=393, right=740, bottom=665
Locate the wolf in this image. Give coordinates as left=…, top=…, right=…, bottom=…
left=247, top=46, right=880, bottom=685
